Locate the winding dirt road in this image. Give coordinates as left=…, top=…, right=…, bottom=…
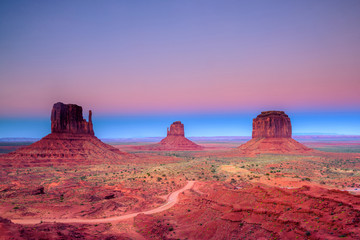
left=11, top=181, right=195, bottom=225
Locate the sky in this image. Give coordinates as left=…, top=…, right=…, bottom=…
left=0, top=0, right=360, bottom=138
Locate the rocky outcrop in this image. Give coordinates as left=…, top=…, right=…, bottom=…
left=158, top=121, right=204, bottom=150
left=51, top=102, right=94, bottom=135
left=134, top=182, right=360, bottom=240
left=239, top=111, right=312, bottom=154
left=0, top=216, right=105, bottom=239
left=167, top=121, right=185, bottom=137
left=252, top=111, right=291, bottom=138
left=31, top=186, right=44, bottom=195
left=135, top=121, right=204, bottom=151
left=1, top=102, right=129, bottom=166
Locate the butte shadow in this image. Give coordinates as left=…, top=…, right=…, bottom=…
left=237, top=111, right=313, bottom=155
left=135, top=121, right=204, bottom=151
left=0, top=102, right=129, bottom=167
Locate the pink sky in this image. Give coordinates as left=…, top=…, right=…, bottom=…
left=0, top=1, right=360, bottom=116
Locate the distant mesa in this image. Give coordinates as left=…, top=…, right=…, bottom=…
left=252, top=111, right=291, bottom=138
left=136, top=121, right=204, bottom=151
left=1, top=102, right=128, bottom=166
left=159, top=121, right=203, bottom=150
left=238, top=111, right=312, bottom=154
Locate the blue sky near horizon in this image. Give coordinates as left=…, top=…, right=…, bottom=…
left=1, top=111, right=360, bottom=138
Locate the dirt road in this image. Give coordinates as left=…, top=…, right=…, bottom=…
left=11, top=181, right=195, bottom=225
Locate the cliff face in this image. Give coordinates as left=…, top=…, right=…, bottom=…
left=167, top=121, right=185, bottom=137
left=51, top=102, right=94, bottom=135
left=252, top=111, right=291, bottom=138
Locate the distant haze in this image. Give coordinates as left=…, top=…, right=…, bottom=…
left=0, top=1, right=359, bottom=136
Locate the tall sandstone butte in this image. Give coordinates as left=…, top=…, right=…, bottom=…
left=159, top=121, right=203, bottom=150
left=239, top=111, right=312, bottom=154
left=136, top=121, right=203, bottom=150
left=252, top=111, right=291, bottom=138
left=51, top=102, right=94, bottom=135
left=1, top=102, right=127, bottom=166
left=167, top=121, right=185, bottom=137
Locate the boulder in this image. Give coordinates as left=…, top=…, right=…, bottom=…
left=31, top=186, right=44, bottom=195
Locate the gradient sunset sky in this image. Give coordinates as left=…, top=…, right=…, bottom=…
left=0, top=1, right=360, bottom=138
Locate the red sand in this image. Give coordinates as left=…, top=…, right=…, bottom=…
left=135, top=181, right=360, bottom=239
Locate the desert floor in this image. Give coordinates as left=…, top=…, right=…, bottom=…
left=0, top=138, right=359, bottom=239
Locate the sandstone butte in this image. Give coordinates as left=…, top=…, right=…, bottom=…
left=136, top=121, right=204, bottom=151
left=238, top=111, right=312, bottom=154
left=0, top=102, right=128, bottom=167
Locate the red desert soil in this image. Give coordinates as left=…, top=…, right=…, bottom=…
left=135, top=181, right=360, bottom=240
left=10, top=181, right=194, bottom=225
left=1, top=140, right=359, bottom=239
left=0, top=182, right=194, bottom=240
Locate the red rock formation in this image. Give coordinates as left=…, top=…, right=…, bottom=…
left=0, top=216, right=124, bottom=239
left=252, top=111, right=291, bottom=138
left=135, top=181, right=360, bottom=239
left=0, top=102, right=128, bottom=166
left=239, top=111, right=312, bottom=154
left=167, top=121, right=185, bottom=136
left=51, top=102, right=94, bottom=135
left=135, top=121, right=204, bottom=151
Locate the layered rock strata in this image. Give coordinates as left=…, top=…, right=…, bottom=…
left=252, top=111, right=291, bottom=138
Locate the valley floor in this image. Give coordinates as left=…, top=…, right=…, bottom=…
left=0, top=139, right=360, bottom=239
